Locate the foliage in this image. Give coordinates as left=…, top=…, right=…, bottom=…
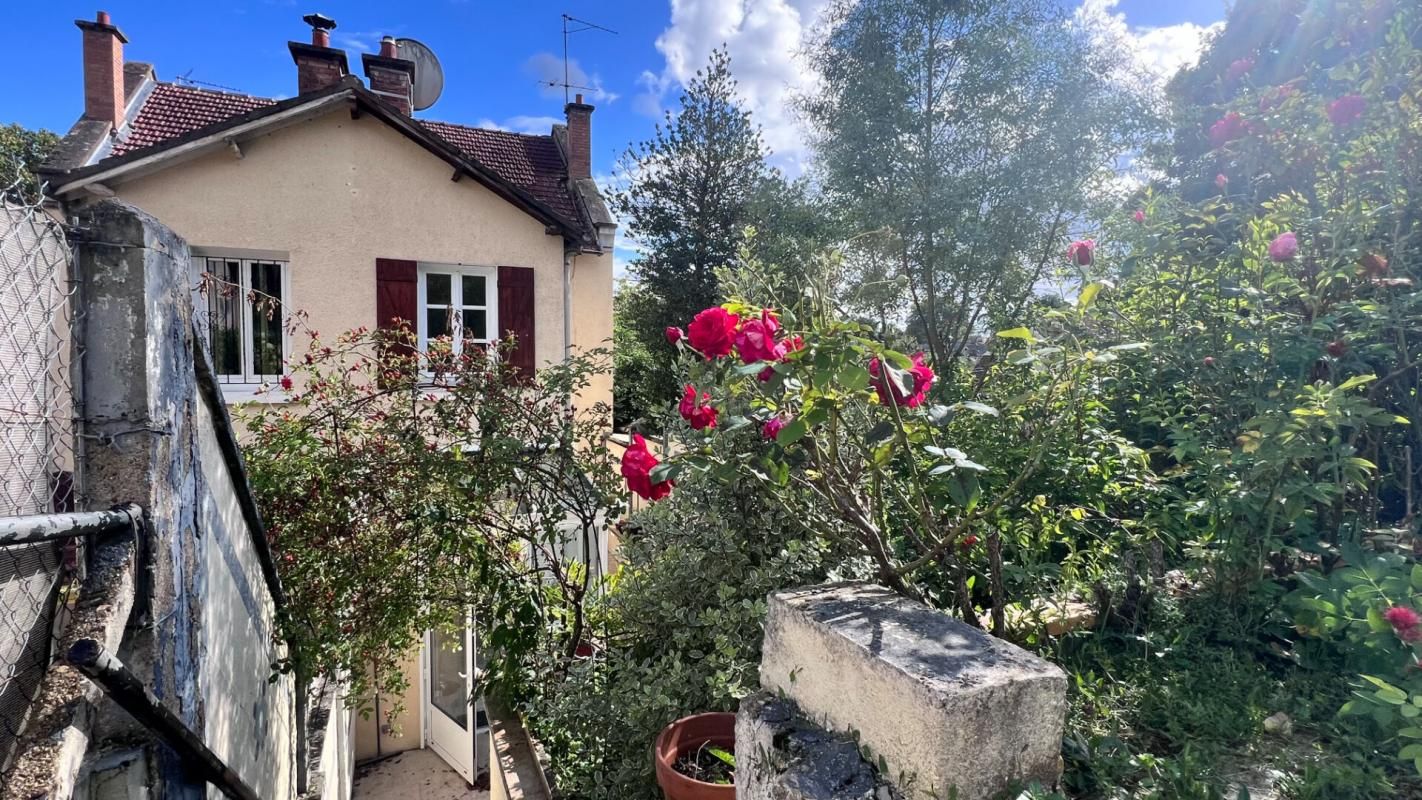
left=613, top=48, right=770, bottom=324
left=802, top=0, right=1160, bottom=365
left=237, top=327, right=621, bottom=707
left=525, top=461, right=840, bottom=800
left=0, top=123, right=59, bottom=204
left=612, top=282, right=676, bottom=430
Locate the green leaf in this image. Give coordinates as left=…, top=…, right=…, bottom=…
left=1006, top=349, right=1038, bottom=366
left=950, top=401, right=998, bottom=417
left=777, top=418, right=809, bottom=447
left=1362, top=675, right=1409, bottom=705
left=649, top=463, right=681, bottom=484
left=1337, top=374, right=1378, bottom=391
left=1400, top=743, right=1422, bottom=760
left=865, top=421, right=896, bottom=445
left=838, top=363, right=871, bottom=391
left=1368, top=606, right=1391, bottom=633
left=1410, top=565, right=1422, bottom=591
left=1077, top=281, right=1108, bottom=308
left=1106, top=342, right=1149, bottom=352
left=997, top=326, right=1036, bottom=343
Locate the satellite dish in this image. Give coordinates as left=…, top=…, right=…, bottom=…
left=395, top=38, right=444, bottom=112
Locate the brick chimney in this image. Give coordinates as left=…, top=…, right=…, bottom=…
left=564, top=94, right=594, bottom=181
left=362, top=36, right=415, bottom=115
left=288, top=13, right=348, bottom=95
left=75, top=11, right=128, bottom=131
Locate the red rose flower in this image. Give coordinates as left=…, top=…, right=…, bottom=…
left=678, top=384, right=719, bottom=431
left=279, top=375, right=294, bottom=391
left=1327, top=94, right=1366, bottom=127
left=735, top=310, right=787, bottom=365
left=1209, top=112, right=1249, bottom=148
left=1133, top=209, right=1145, bottom=224
left=665, top=326, right=684, bottom=345
left=1225, top=57, right=1254, bottom=83
left=621, top=434, right=672, bottom=501
left=687, top=307, right=740, bottom=359
left=959, top=535, right=979, bottom=551
left=1066, top=239, right=1095, bottom=267
left=1326, top=339, right=1348, bottom=358
left=1384, top=606, right=1421, bottom=631
left=869, top=351, right=935, bottom=408
left=762, top=415, right=790, bottom=441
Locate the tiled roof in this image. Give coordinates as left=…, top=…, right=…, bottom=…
left=106, top=82, right=578, bottom=224
left=112, top=83, right=276, bottom=156
left=420, top=120, right=578, bottom=221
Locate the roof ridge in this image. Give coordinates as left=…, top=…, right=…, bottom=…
left=421, top=119, right=553, bottom=140
left=158, top=81, right=277, bottom=104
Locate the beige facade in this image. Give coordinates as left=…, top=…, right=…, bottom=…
left=108, top=109, right=612, bottom=410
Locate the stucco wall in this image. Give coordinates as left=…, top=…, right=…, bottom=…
left=194, top=396, right=296, bottom=800
left=111, top=110, right=610, bottom=409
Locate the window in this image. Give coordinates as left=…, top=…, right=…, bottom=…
left=417, top=264, right=498, bottom=355
left=201, top=256, right=289, bottom=387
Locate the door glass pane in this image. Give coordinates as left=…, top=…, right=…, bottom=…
left=208, top=259, right=242, bottom=378
left=430, top=627, right=468, bottom=729
left=250, top=262, right=284, bottom=376
left=462, top=309, right=487, bottom=342
left=427, top=273, right=451, bottom=305
left=427, top=308, right=450, bottom=339
left=462, top=275, right=486, bottom=306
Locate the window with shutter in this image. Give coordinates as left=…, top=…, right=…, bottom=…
left=498, top=266, right=536, bottom=379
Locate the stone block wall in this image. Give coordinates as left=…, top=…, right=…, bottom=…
left=747, top=582, right=1067, bottom=800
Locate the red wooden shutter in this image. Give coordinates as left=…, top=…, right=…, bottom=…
left=376, top=258, right=418, bottom=357
left=498, top=266, right=536, bottom=380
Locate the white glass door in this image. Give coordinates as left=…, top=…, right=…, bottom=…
left=424, top=619, right=490, bottom=784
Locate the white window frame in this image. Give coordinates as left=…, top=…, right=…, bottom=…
left=415, top=263, right=499, bottom=355
left=196, top=252, right=291, bottom=394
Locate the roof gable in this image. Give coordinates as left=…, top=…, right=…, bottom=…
left=49, top=81, right=588, bottom=240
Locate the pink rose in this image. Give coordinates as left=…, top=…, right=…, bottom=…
left=1132, top=209, right=1145, bottom=224
left=665, top=326, right=684, bottom=345
left=678, top=384, right=719, bottom=431
left=869, top=351, right=935, bottom=408
left=1268, top=232, right=1299, bottom=262
left=1327, top=94, right=1366, bottom=127
left=1066, top=239, right=1095, bottom=267
left=621, top=434, right=672, bottom=501
left=762, top=415, right=790, bottom=441
left=1215, top=173, right=1229, bottom=191
left=686, top=307, right=740, bottom=359
left=735, top=310, right=787, bottom=365
left=1209, top=112, right=1249, bottom=148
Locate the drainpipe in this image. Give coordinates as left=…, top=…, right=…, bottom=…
left=563, top=250, right=574, bottom=361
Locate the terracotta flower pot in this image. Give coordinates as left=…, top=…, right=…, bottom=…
left=653, top=712, right=736, bottom=800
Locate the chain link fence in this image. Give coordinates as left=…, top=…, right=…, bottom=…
left=0, top=181, right=81, bottom=774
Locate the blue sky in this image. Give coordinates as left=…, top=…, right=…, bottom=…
left=5, top=0, right=1226, bottom=272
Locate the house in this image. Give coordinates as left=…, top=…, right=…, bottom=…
left=39, top=11, right=616, bottom=790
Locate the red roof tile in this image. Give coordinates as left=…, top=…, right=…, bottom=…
left=112, top=83, right=275, bottom=156
left=108, top=83, right=578, bottom=224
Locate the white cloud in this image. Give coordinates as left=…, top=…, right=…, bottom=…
left=523, top=53, right=620, bottom=105
left=638, top=0, right=829, bottom=174
left=334, top=31, right=386, bottom=53
left=1075, top=0, right=1222, bottom=86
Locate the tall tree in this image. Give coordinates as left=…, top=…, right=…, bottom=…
left=1, top=124, right=60, bottom=204
left=802, top=0, right=1157, bottom=364
left=611, top=49, right=775, bottom=427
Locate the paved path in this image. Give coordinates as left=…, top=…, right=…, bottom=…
left=354, top=748, right=491, bottom=800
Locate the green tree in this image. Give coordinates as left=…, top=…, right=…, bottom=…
left=611, top=49, right=776, bottom=427
left=0, top=124, right=60, bottom=204
left=802, top=0, right=1158, bottom=365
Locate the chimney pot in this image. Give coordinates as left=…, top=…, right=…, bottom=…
left=290, top=13, right=348, bottom=95
left=380, top=36, right=398, bottom=58
left=75, top=11, right=127, bottom=131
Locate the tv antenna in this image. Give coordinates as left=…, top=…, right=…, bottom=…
left=548, top=14, right=617, bottom=104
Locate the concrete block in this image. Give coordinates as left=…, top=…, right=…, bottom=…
left=736, top=692, right=899, bottom=800
left=759, top=583, right=1067, bottom=800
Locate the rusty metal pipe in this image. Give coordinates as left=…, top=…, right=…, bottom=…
left=66, top=638, right=261, bottom=800
left=0, top=503, right=141, bottom=547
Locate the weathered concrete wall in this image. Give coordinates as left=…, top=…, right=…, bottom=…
left=304, top=677, right=354, bottom=800
left=28, top=199, right=303, bottom=799
left=757, top=583, right=1067, bottom=800
left=736, top=692, right=900, bottom=800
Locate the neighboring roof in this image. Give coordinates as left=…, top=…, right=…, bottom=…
left=111, top=83, right=275, bottom=157
left=44, top=76, right=594, bottom=242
